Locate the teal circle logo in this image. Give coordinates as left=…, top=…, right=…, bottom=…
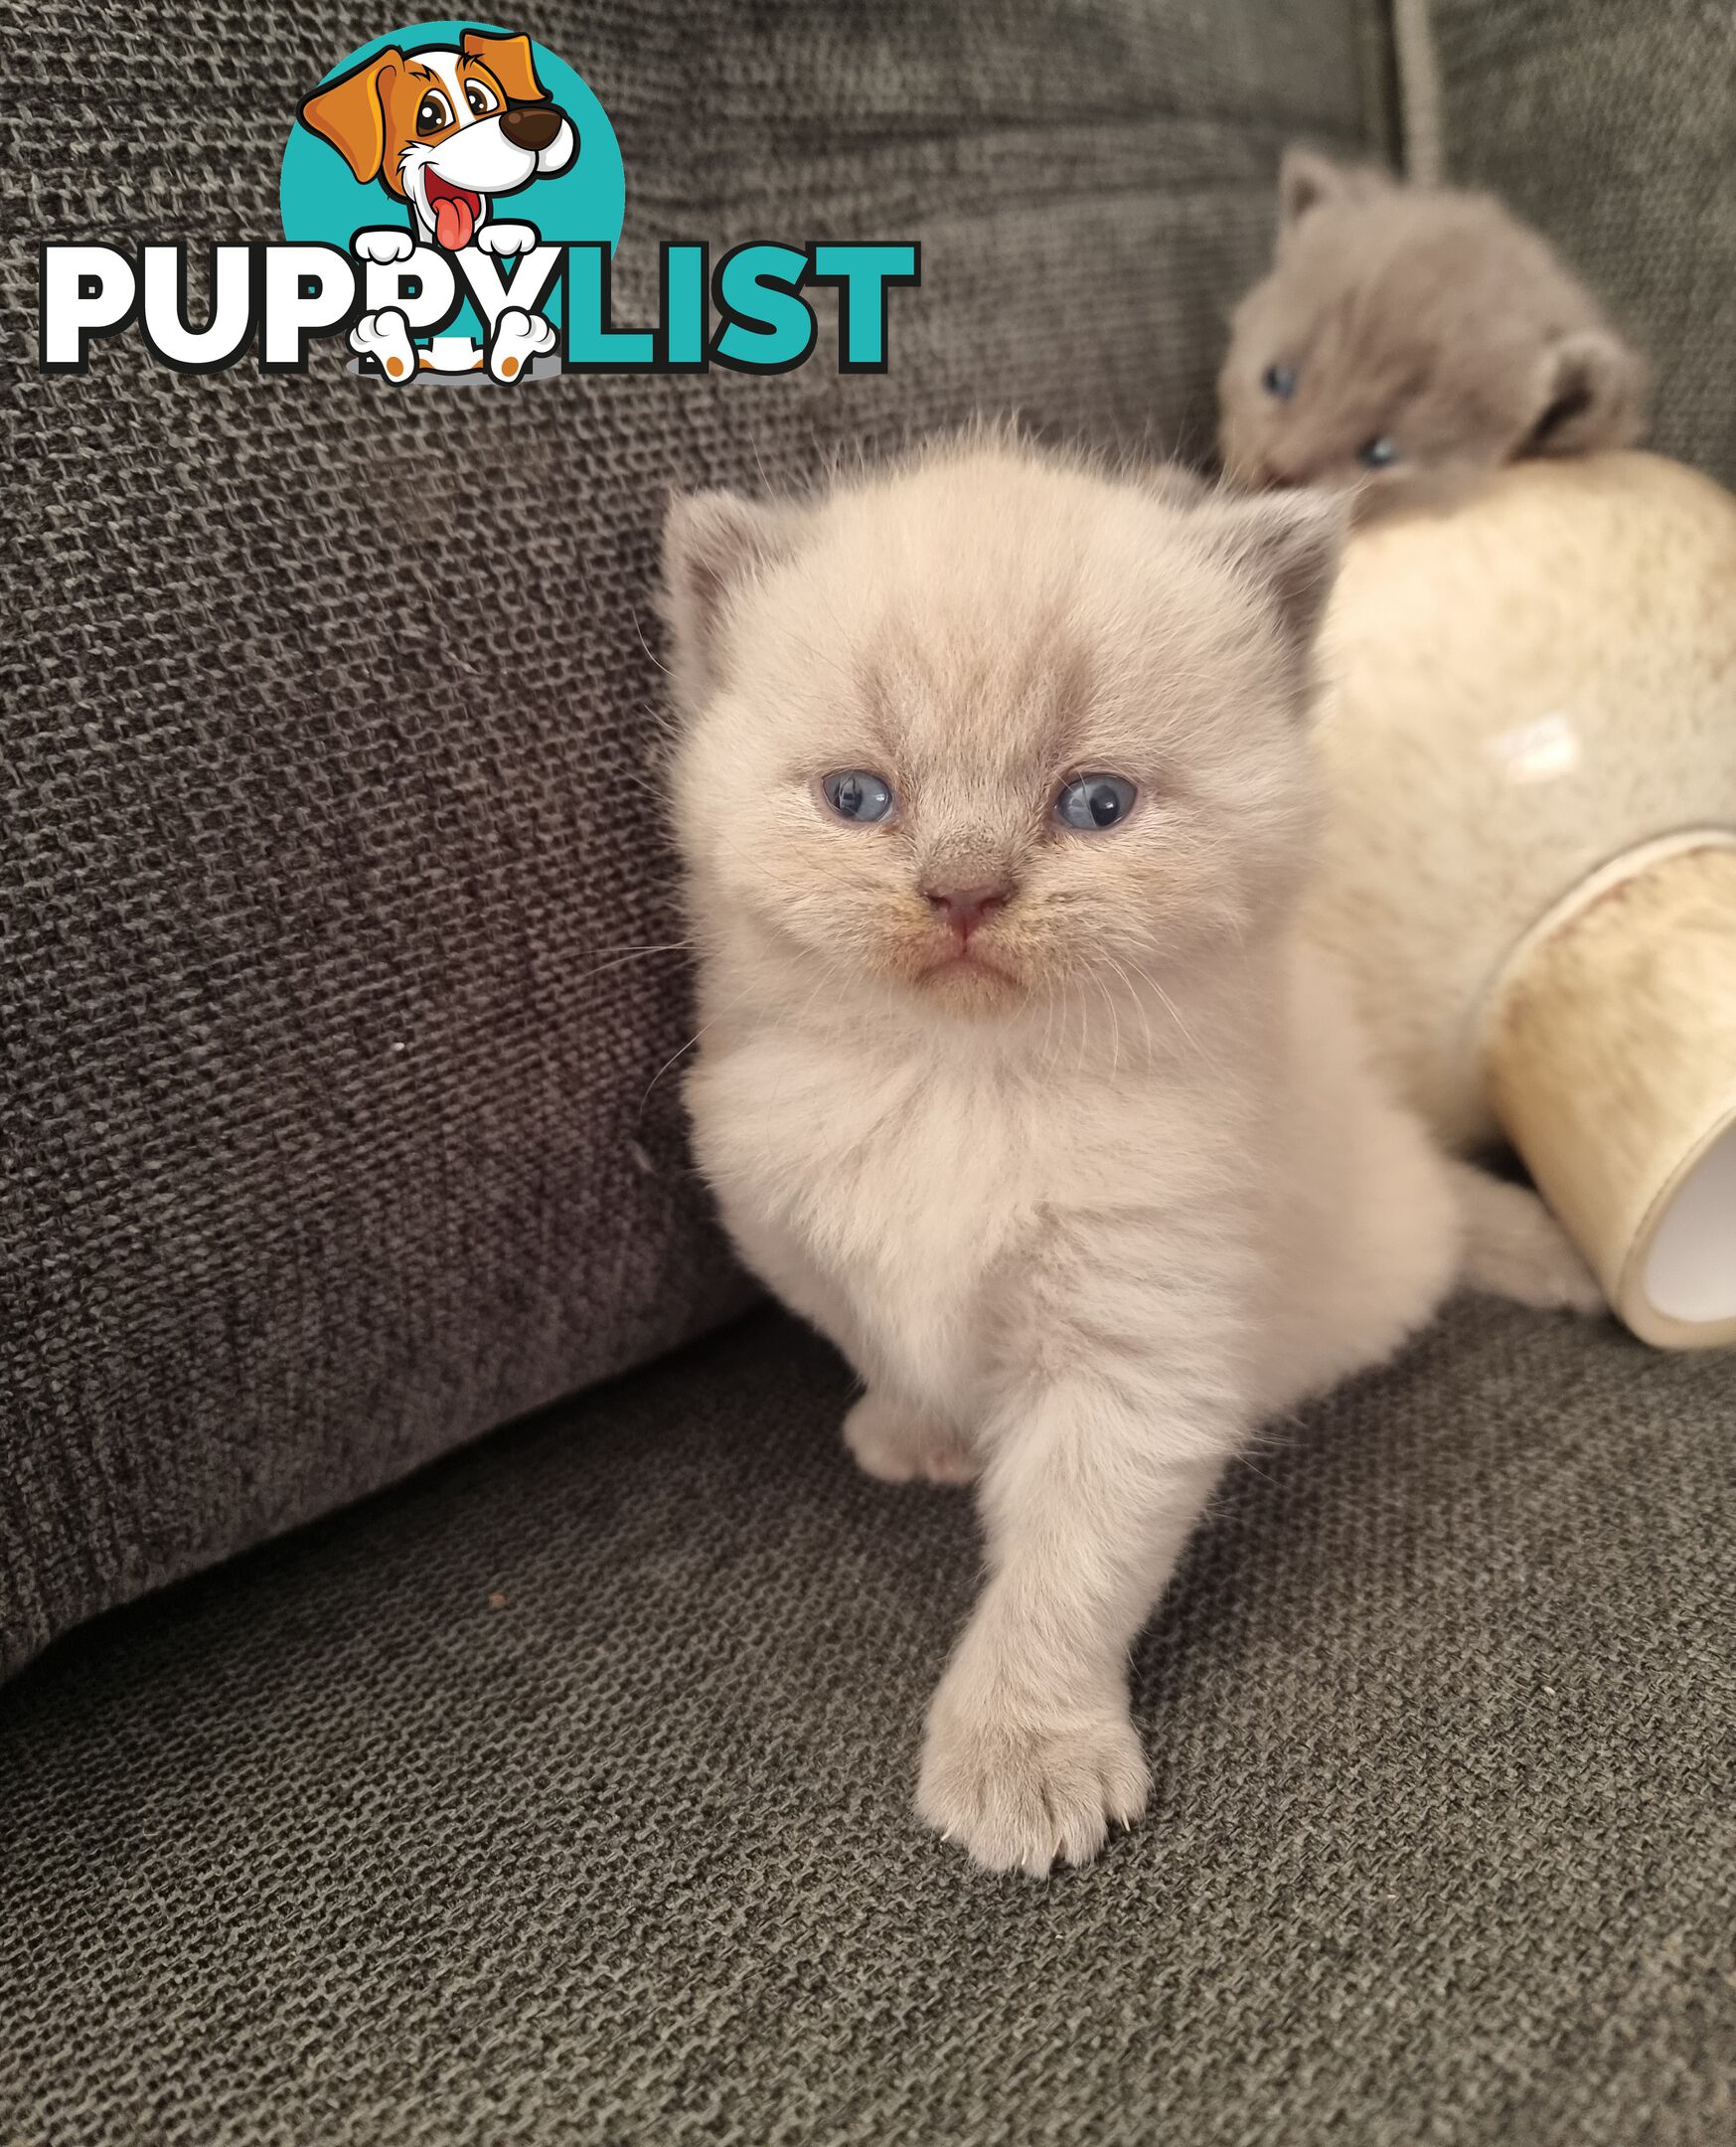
left=280, top=20, right=624, bottom=381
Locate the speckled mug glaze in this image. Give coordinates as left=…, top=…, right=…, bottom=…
left=1307, top=453, right=1736, bottom=1347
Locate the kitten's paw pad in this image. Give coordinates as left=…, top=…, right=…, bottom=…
left=843, top=1393, right=977, bottom=1486
left=916, top=1690, right=1149, bottom=1876
left=1465, top=1180, right=1605, bottom=1315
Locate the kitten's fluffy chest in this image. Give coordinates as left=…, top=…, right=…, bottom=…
left=689, top=1021, right=1116, bottom=1413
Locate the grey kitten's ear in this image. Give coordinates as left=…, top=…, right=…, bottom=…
left=1199, top=490, right=1345, bottom=668
left=1278, top=145, right=1392, bottom=228
left=1525, top=329, right=1649, bottom=456
left=662, top=490, right=805, bottom=693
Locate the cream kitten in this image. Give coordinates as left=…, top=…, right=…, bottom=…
left=661, top=434, right=1598, bottom=1877
left=1219, top=147, right=1648, bottom=516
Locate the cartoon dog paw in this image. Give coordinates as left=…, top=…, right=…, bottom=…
left=355, top=228, right=416, bottom=265
left=351, top=306, right=417, bottom=384
left=487, top=307, right=555, bottom=383
left=475, top=221, right=538, bottom=258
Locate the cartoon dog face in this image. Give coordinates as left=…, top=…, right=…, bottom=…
left=300, top=30, right=576, bottom=248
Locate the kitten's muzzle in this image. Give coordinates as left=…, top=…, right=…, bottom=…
left=924, top=883, right=1012, bottom=942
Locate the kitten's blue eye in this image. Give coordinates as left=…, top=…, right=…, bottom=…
left=1358, top=433, right=1398, bottom=468
left=822, top=769, right=895, bottom=824
left=1055, top=774, right=1137, bottom=831
left=1262, top=363, right=1298, bottom=400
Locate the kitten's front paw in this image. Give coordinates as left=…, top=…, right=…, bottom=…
left=916, top=1667, right=1149, bottom=1876
left=843, top=1391, right=977, bottom=1486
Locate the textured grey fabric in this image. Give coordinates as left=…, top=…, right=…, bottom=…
left=3, top=1296, right=1732, bottom=2145
left=1, top=0, right=1392, bottom=1676
left=1420, top=0, right=1736, bottom=488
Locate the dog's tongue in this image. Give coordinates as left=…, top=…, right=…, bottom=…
left=434, top=194, right=474, bottom=250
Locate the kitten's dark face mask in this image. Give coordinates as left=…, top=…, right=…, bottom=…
left=796, top=753, right=1155, bottom=1015
left=663, top=458, right=1343, bottom=1024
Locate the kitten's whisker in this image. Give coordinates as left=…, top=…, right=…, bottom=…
left=630, top=601, right=670, bottom=678
left=1037, top=978, right=1061, bottom=1070
left=638, top=987, right=753, bottom=1116
left=589, top=940, right=695, bottom=977
left=1094, top=969, right=1122, bottom=1081
left=639, top=1028, right=710, bottom=1110
left=1121, top=961, right=1202, bottom=1063
left=1155, top=985, right=1208, bottom=1064
left=1102, top=954, right=1158, bottom=1071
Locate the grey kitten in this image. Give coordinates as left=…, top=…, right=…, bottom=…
left=1218, top=146, right=1649, bottom=515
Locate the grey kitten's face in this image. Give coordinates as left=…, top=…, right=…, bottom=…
left=663, top=442, right=1339, bottom=1020
left=1218, top=150, right=1646, bottom=516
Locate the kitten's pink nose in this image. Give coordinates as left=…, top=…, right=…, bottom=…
left=924, top=883, right=1011, bottom=940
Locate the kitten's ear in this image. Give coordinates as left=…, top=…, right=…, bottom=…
left=1199, top=490, right=1345, bottom=671
left=1278, top=145, right=1392, bottom=229
left=1524, top=329, right=1649, bottom=456
left=661, top=489, right=806, bottom=694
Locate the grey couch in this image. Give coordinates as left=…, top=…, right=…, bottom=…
left=4, top=2, right=1732, bottom=2141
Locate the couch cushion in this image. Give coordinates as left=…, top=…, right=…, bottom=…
left=1419, top=0, right=1736, bottom=488
left=2, top=0, right=1393, bottom=1676
left=1, top=1296, right=1729, bottom=2144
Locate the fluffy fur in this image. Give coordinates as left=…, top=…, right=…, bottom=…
left=661, top=433, right=1598, bottom=1876
left=1219, top=147, right=1649, bottom=516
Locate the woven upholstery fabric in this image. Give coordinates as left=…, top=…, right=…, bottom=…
left=3, top=1295, right=1731, bottom=2145
left=1421, top=0, right=1736, bottom=488
left=0, top=0, right=1393, bottom=1676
